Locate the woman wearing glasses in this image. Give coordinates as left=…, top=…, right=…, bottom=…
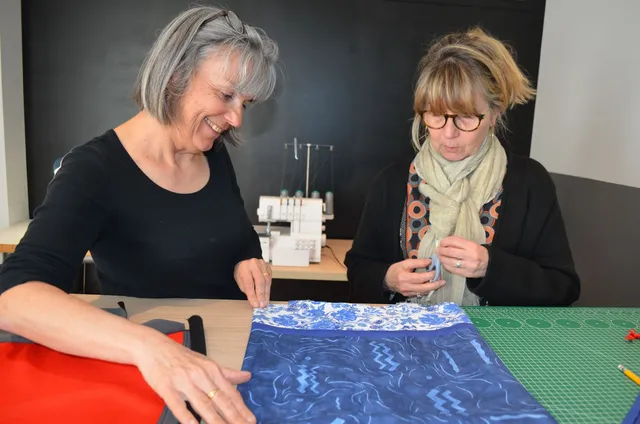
left=346, top=27, right=580, bottom=308
left=0, top=6, right=276, bottom=423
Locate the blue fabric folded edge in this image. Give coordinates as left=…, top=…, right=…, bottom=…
left=623, top=392, right=640, bottom=424
left=245, top=320, right=474, bottom=339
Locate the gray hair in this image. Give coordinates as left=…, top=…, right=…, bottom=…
left=132, top=5, right=279, bottom=146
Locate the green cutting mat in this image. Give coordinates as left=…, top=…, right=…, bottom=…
left=464, top=307, right=640, bottom=424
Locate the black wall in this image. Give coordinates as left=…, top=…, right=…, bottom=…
left=22, top=0, right=546, bottom=239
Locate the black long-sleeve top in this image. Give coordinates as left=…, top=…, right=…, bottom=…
left=0, top=129, right=262, bottom=299
left=345, top=152, right=581, bottom=306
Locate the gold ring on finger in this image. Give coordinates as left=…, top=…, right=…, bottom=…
left=207, top=388, right=218, bottom=399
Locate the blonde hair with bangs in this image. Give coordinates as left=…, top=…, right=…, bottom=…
left=411, top=27, right=536, bottom=150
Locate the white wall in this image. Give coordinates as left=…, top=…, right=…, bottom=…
left=530, top=0, right=640, bottom=189
left=0, top=0, right=29, bottom=228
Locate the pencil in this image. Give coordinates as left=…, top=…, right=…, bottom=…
left=618, top=365, right=640, bottom=386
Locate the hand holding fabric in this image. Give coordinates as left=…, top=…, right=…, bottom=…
left=384, top=258, right=445, bottom=297
left=436, top=236, right=489, bottom=279
left=135, top=335, right=256, bottom=424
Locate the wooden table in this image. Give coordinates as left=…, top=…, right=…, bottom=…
left=85, top=295, right=256, bottom=371
left=0, top=220, right=29, bottom=254
left=0, top=220, right=351, bottom=282
left=81, top=296, right=640, bottom=423
left=273, top=239, right=351, bottom=281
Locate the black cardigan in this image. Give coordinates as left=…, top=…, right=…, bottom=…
left=345, top=152, right=581, bottom=306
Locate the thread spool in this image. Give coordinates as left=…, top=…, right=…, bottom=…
left=295, top=190, right=304, bottom=198
left=280, top=189, right=289, bottom=197
left=311, top=190, right=320, bottom=199
left=325, top=191, right=334, bottom=215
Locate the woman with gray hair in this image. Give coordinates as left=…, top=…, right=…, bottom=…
left=0, top=6, right=278, bottom=424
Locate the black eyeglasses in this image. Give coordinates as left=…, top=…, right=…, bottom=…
left=205, top=10, right=246, bottom=34
left=423, top=112, right=485, bottom=132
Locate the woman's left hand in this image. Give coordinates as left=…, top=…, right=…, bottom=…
left=234, top=258, right=272, bottom=308
left=436, top=236, right=489, bottom=279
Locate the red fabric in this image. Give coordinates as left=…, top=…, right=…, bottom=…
left=0, top=331, right=183, bottom=424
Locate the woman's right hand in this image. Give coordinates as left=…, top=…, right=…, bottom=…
left=134, top=333, right=256, bottom=424
left=384, top=258, right=446, bottom=297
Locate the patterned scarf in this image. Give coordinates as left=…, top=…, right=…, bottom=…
left=411, top=133, right=507, bottom=305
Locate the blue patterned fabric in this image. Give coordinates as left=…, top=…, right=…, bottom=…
left=238, top=301, right=556, bottom=423
left=623, top=393, right=640, bottom=424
